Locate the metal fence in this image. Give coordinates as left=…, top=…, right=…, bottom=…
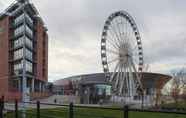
left=1, top=98, right=186, bottom=118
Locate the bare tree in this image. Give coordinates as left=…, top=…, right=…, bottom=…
left=170, top=68, right=186, bottom=107
left=178, top=68, right=186, bottom=104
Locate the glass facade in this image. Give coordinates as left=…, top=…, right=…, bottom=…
left=25, top=13, right=33, bottom=25
left=14, top=13, right=24, bottom=25
left=25, top=36, right=33, bottom=49
left=25, top=61, right=32, bottom=73
left=26, top=25, right=33, bottom=37
left=14, top=37, right=23, bottom=48
left=14, top=61, right=23, bottom=71
left=13, top=11, right=34, bottom=76
left=95, top=84, right=111, bottom=96
left=14, top=25, right=24, bottom=36
left=25, top=49, right=32, bottom=60
left=14, top=48, right=23, bottom=60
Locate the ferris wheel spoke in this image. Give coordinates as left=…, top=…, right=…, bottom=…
left=132, top=56, right=139, bottom=66
left=128, top=27, right=134, bottom=46
left=110, top=61, right=120, bottom=82
left=107, top=31, right=121, bottom=47
left=121, top=62, right=128, bottom=95
left=119, top=63, right=125, bottom=93
left=114, top=18, right=124, bottom=45
left=124, top=27, right=131, bottom=47
left=107, top=37, right=120, bottom=50
left=129, top=60, right=135, bottom=94
left=128, top=28, right=135, bottom=48
left=112, top=19, right=122, bottom=41
left=130, top=59, right=143, bottom=89
left=119, top=63, right=125, bottom=95
left=119, top=18, right=126, bottom=39
left=117, top=18, right=124, bottom=40
left=125, top=19, right=129, bottom=44
left=129, top=37, right=137, bottom=49
left=120, top=32, right=126, bottom=45
left=125, top=64, right=129, bottom=96
left=110, top=21, right=123, bottom=45
left=108, top=27, right=120, bottom=44
left=119, top=67, right=123, bottom=95
left=107, top=57, right=119, bottom=64
left=108, top=30, right=121, bottom=48
left=126, top=65, right=130, bottom=96
left=125, top=63, right=130, bottom=97
left=107, top=49, right=119, bottom=55
left=120, top=17, right=127, bottom=45
left=122, top=19, right=131, bottom=46
left=131, top=44, right=138, bottom=52
left=114, top=64, right=122, bottom=90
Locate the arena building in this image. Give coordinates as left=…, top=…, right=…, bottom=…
left=53, top=72, right=171, bottom=105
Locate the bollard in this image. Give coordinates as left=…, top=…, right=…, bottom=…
left=1, top=96, right=4, bottom=110
left=0, top=98, right=3, bottom=118
left=37, top=101, right=40, bottom=118
left=15, top=99, right=18, bottom=118
left=69, top=102, right=74, bottom=118
left=124, top=105, right=129, bottom=118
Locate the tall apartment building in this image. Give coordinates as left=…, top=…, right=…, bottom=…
left=0, top=0, right=48, bottom=100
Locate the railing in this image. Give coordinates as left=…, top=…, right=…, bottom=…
left=0, top=98, right=186, bottom=118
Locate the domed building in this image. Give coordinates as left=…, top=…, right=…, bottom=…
left=53, top=72, right=171, bottom=105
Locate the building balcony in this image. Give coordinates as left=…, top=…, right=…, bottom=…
left=11, top=32, right=24, bottom=40
left=9, top=45, right=23, bottom=52
left=11, top=19, right=24, bottom=29
left=25, top=30, right=33, bottom=39
left=8, top=57, right=23, bottom=63
left=25, top=18, right=34, bottom=29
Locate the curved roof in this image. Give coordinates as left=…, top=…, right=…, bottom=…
left=54, top=72, right=171, bottom=89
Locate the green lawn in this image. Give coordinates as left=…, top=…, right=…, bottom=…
left=5, top=107, right=186, bottom=118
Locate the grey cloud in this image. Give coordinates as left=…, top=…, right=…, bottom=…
left=34, top=0, right=186, bottom=80
left=1, top=0, right=186, bottom=81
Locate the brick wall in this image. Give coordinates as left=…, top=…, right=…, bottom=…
left=0, top=16, right=9, bottom=94
left=35, top=20, right=48, bottom=82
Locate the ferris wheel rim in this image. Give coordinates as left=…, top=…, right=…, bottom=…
left=101, top=10, right=144, bottom=96
left=101, top=11, right=143, bottom=73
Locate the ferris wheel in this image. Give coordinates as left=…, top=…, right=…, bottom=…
left=101, top=11, right=144, bottom=97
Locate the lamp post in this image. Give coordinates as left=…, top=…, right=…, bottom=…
left=16, top=0, right=30, bottom=118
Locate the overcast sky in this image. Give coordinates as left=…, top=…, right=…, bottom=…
left=1, top=0, right=186, bottom=82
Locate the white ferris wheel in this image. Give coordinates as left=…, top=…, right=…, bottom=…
left=101, top=11, right=144, bottom=98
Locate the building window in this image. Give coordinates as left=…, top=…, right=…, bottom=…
left=14, top=37, right=23, bottom=48
left=25, top=37, right=33, bottom=49
left=25, top=48, right=32, bottom=60
left=14, top=48, right=23, bottom=60
left=14, top=13, right=24, bottom=25
left=25, top=13, right=33, bottom=25
left=95, top=84, right=111, bottom=96
left=14, top=25, right=24, bottom=36
left=26, top=61, right=32, bottom=73
left=14, top=60, right=23, bottom=74
left=26, top=25, right=33, bottom=37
